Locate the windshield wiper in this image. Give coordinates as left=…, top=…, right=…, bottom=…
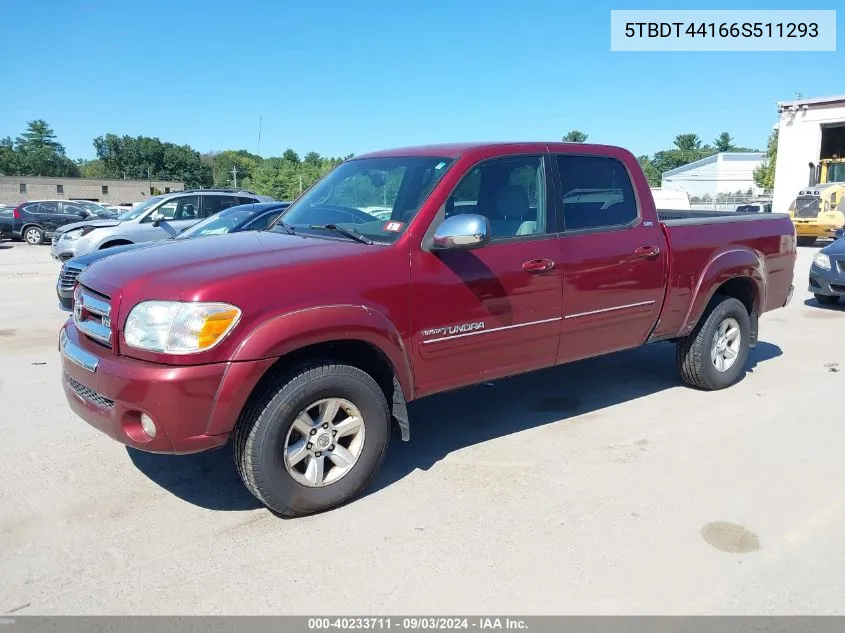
left=309, top=224, right=373, bottom=245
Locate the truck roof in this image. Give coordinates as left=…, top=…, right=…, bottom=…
left=355, top=141, right=628, bottom=160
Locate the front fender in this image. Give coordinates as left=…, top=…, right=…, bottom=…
left=231, top=304, right=414, bottom=397
left=681, top=247, right=765, bottom=336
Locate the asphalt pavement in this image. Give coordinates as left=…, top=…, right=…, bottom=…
left=1, top=239, right=843, bottom=615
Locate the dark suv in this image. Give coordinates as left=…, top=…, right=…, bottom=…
left=50, top=189, right=275, bottom=261
left=7, top=200, right=104, bottom=245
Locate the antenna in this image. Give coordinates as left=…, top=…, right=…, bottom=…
left=257, top=116, right=263, bottom=157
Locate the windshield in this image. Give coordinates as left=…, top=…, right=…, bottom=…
left=275, top=156, right=454, bottom=242
left=176, top=207, right=256, bottom=239
left=117, top=195, right=166, bottom=220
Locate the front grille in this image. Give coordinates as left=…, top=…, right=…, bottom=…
left=59, top=263, right=84, bottom=291
left=74, top=285, right=113, bottom=349
left=65, top=372, right=114, bottom=410
left=794, top=201, right=820, bottom=219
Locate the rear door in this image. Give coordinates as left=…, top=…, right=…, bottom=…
left=553, top=152, right=668, bottom=363
left=202, top=194, right=241, bottom=219
left=410, top=152, right=564, bottom=396
left=32, top=201, right=65, bottom=233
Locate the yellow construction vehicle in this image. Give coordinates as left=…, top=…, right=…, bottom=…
left=817, top=157, right=845, bottom=184
left=788, top=182, right=845, bottom=246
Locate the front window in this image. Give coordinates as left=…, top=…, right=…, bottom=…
left=117, top=195, right=167, bottom=220
left=144, top=195, right=199, bottom=222
left=176, top=207, right=256, bottom=239
left=276, top=156, right=454, bottom=242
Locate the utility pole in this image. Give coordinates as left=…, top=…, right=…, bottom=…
left=299, top=175, right=303, bottom=195
left=231, top=166, right=238, bottom=188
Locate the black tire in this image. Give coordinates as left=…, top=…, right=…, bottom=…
left=23, top=226, right=44, bottom=245
left=815, top=294, right=840, bottom=305
left=676, top=295, right=751, bottom=391
left=233, top=361, right=391, bottom=517
left=797, top=236, right=817, bottom=247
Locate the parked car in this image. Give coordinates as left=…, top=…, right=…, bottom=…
left=833, top=227, right=845, bottom=240
left=56, top=201, right=290, bottom=311
left=735, top=200, right=773, bottom=214
left=50, top=189, right=275, bottom=261
left=58, top=141, right=796, bottom=518
left=0, top=206, right=14, bottom=240
left=808, top=238, right=845, bottom=305
left=7, top=200, right=105, bottom=245
left=69, top=200, right=120, bottom=219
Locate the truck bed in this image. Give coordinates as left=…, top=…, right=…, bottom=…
left=657, top=209, right=791, bottom=225
left=648, top=208, right=796, bottom=343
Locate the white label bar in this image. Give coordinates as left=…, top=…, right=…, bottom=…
left=610, top=10, right=836, bottom=51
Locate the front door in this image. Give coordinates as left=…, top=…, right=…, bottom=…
left=552, top=152, right=668, bottom=363
left=410, top=153, right=564, bottom=397
left=136, top=195, right=201, bottom=240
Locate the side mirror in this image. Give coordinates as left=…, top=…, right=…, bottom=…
left=431, top=213, right=491, bottom=251
left=150, top=212, right=165, bottom=227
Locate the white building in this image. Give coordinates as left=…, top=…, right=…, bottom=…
left=661, top=152, right=766, bottom=199
left=771, top=94, right=845, bottom=214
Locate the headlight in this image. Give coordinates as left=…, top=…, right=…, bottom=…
left=64, top=227, right=95, bottom=240
left=813, top=252, right=831, bottom=270
left=124, top=301, right=241, bottom=354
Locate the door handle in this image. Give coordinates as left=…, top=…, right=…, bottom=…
left=634, top=245, right=660, bottom=259
left=522, top=258, right=556, bottom=273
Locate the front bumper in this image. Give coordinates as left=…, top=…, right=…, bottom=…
left=792, top=220, right=841, bottom=239
left=59, top=324, right=271, bottom=454
left=50, top=236, right=79, bottom=261
left=808, top=264, right=845, bottom=298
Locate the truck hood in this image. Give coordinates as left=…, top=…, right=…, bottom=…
left=79, top=230, right=374, bottom=300
left=57, top=218, right=124, bottom=234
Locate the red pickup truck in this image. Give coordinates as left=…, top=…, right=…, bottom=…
left=60, top=142, right=796, bottom=516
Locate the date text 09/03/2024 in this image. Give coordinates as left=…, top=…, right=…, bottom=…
left=308, top=617, right=528, bottom=630
left=624, top=22, right=819, bottom=38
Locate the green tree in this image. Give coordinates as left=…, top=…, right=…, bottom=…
left=282, top=149, right=301, bottom=163
left=562, top=130, right=588, bottom=143
left=0, top=137, right=19, bottom=174
left=17, top=119, right=66, bottom=154
left=753, top=130, right=778, bottom=192
left=76, top=158, right=109, bottom=178
left=93, top=133, right=212, bottom=188
left=203, top=150, right=261, bottom=188
left=637, top=155, right=662, bottom=187
left=713, top=132, right=736, bottom=153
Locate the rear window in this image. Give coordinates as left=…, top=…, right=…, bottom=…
left=556, top=155, right=638, bottom=230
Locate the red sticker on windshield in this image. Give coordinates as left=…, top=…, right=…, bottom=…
left=383, top=221, right=404, bottom=232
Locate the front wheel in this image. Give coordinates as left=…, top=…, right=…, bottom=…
left=24, top=226, right=44, bottom=245
left=815, top=294, right=840, bottom=305
left=676, top=295, right=751, bottom=390
left=233, top=362, right=391, bottom=517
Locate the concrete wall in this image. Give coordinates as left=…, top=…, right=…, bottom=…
left=0, top=176, right=184, bottom=206
left=771, top=97, right=845, bottom=214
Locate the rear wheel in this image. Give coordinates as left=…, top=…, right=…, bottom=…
left=815, top=294, right=840, bottom=305
left=233, top=361, right=391, bottom=517
left=23, top=226, right=44, bottom=245
left=797, top=236, right=817, bottom=247
left=676, top=295, right=751, bottom=390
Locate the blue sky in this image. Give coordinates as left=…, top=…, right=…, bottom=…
left=3, top=0, right=842, bottom=160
